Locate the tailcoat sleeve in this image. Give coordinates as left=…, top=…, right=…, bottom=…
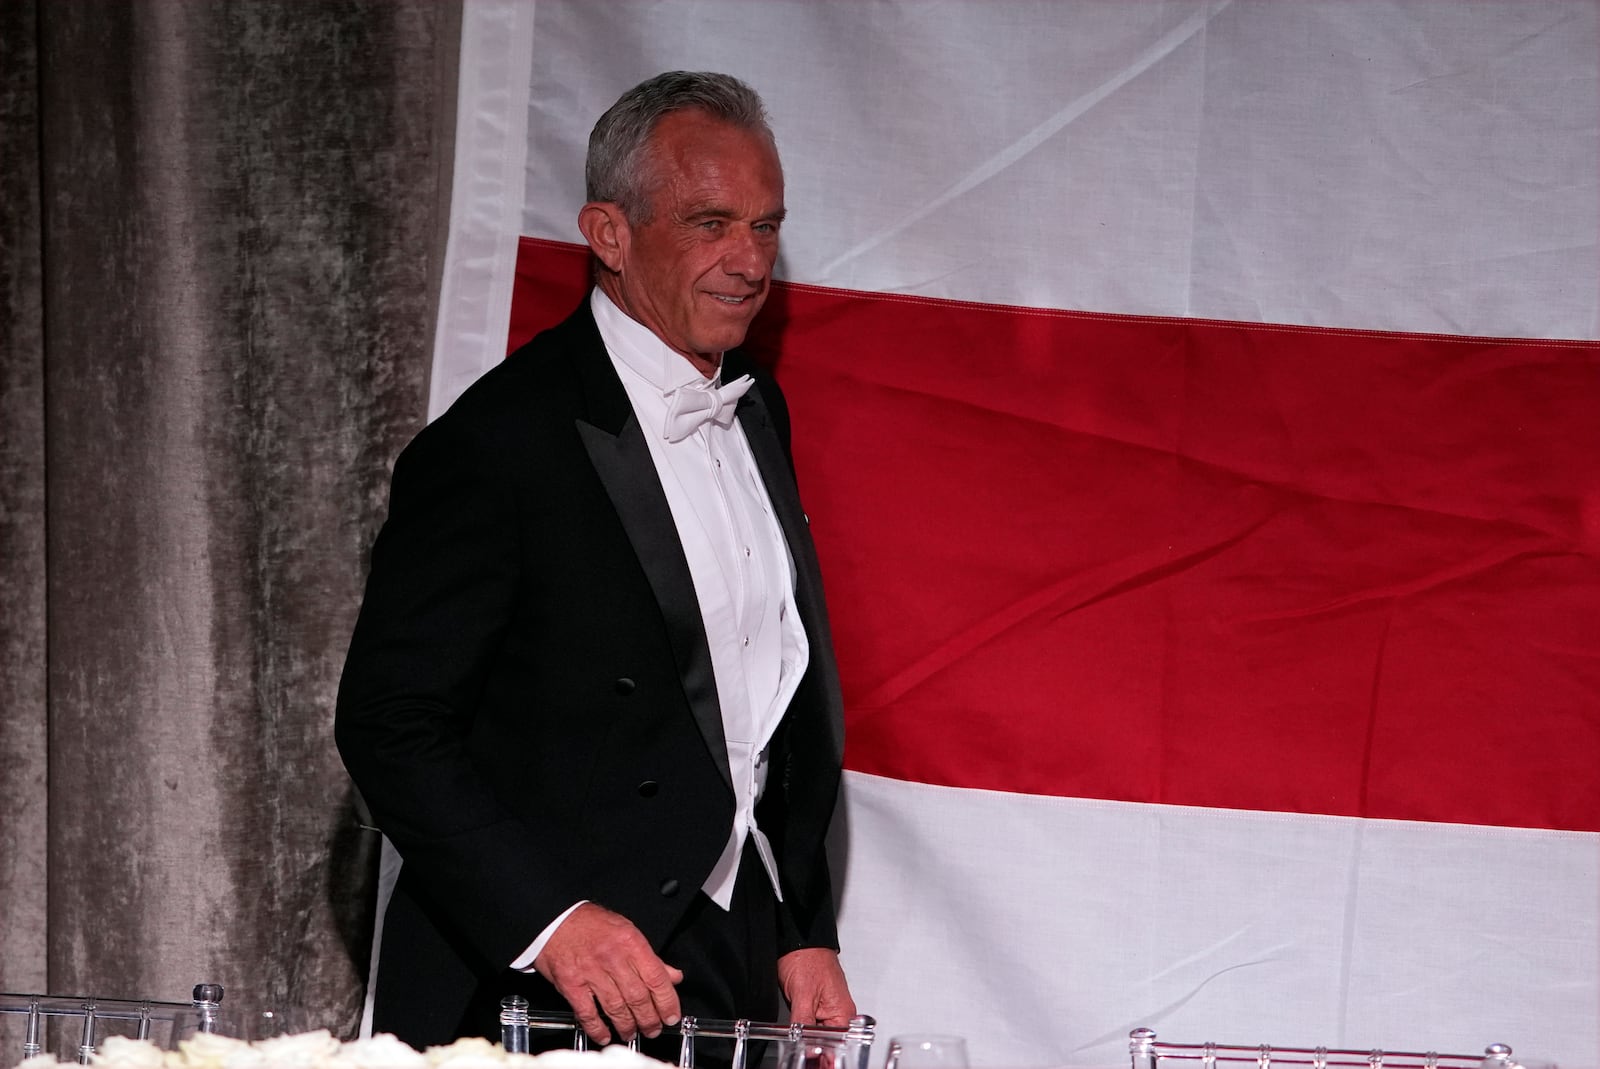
left=335, top=405, right=573, bottom=970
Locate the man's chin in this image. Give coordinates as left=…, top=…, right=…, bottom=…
left=691, top=325, right=758, bottom=356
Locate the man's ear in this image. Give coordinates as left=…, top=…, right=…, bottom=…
left=578, top=202, right=629, bottom=273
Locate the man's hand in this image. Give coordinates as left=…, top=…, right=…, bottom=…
left=534, top=903, right=684, bottom=1045
left=777, top=947, right=856, bottom=1027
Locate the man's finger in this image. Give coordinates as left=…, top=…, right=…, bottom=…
left=633, top=960, right=684, bottom=1031
left=777, top=948, right=856, bottom=1030
left=563, top=987, right=615, bottom=1047
left=591, top=978, right=643, bottom=1042
left=605, top=961, right=669, bottom=1038
left=535, top=904, right=686, bottom=1042
left=617, top=981, right=665, bottom=1039
left=789, top=998, right=818, bottom=1026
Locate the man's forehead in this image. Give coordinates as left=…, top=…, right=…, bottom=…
left=650, top=110, right=780, bottom=165
left=646, top=116, right=784, bottom=212
left=666, top=176, right=785, bottom=217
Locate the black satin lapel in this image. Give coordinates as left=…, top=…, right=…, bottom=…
left=577, top=415, right=733, bottom=793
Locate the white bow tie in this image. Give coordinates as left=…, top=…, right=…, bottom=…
left=663, top=374, right=754, bottom=442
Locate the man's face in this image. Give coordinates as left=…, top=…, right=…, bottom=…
left=604, top=111, right=785, bottom=367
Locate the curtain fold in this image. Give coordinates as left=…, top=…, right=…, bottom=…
left=0, top=0, right=49, bottom=1002
left=1, top=0, right=459, bottom=1034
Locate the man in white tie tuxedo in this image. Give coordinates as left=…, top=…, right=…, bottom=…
left=336, top=71, right=856, bottom=1051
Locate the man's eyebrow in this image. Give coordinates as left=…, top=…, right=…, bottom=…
left=681, top=205, right=788, bottom=223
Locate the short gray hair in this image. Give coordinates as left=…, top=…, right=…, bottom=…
left=586, top=71, right=775, bottom=223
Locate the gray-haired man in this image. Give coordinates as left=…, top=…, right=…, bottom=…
left=337, top=71, right=855, bottom=1050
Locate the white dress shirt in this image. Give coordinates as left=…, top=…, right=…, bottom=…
left=512, top=288, right=808, bottom=970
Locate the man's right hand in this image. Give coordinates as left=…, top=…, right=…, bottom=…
left=533, top=902, right=684, bottom=1045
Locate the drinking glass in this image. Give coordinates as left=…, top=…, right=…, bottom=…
left=884, top=1034, right=970, bottom=1069
left=776, top=1030, right=875, bottom=1069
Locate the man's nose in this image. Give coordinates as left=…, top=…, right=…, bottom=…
left=722, top=227, right=771, bottom=281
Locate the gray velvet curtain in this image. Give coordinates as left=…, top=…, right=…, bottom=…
left=0, top=0, right=460, bottom=1035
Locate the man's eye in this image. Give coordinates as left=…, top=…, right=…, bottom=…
left=754, top=222, right=779, bottom=235
left=699, top=220, right=724, bottom=233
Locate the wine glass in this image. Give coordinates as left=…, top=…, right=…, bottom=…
left=777, top=1029, right=875, bottom=1069
left=884, top=1034, right=970, bottom=1069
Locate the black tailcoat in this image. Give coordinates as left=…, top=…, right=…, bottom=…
left=336, top=301, right=845, bottom=1044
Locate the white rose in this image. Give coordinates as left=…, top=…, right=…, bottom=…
left=331, top=1034, right=428, bottom=1069
left=18, top=1054, right=64, bottom=1069
left=499, top=1056, right=545, bottom=1069
left=596, top=1047, right=673, bottom=1069
left=507, top=1049, right=669, bottom=1069
left=505, top=1052, right=598, bottom=1069
left=251, top=1029, right=340, bottom=1069
left=222, top=1046, right=269, bottom=1069
left=93, top=1036, right=167, bottom=1069
left=422, top=1037, right=505, bottom=1069
left=177, top=1032, right=253, bottom=1069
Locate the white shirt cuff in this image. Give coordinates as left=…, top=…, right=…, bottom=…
left=510, top=901, right=588, bottom=972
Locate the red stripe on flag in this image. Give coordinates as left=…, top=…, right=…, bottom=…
left=513, top=236, right=1600, bottom=834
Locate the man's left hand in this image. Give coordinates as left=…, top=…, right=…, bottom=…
left=777, top=947, right=856, bottom=1026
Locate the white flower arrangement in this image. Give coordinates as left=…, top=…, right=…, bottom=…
left=12, top=1033, right=671, bottom=1069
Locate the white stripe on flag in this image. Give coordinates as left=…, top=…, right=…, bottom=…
left=515, top=0, right=1599, bottom=341
left=428, top=0, right=536, bottom=421
left=835, top=771, right=1597, bottom=1069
